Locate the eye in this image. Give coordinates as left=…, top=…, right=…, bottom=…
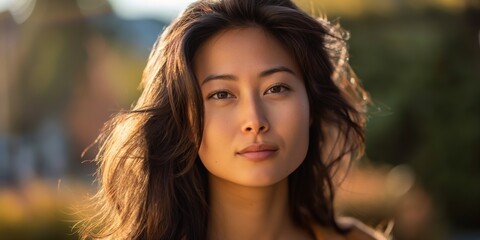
left=265, top=84, right=290, bottom=94
left=207, top=90, right=235, bottom=100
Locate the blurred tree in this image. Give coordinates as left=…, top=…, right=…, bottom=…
left=339, top=3, right=480, bottom=232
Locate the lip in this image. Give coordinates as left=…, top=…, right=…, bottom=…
left=237, top=143, right=279, bottom=161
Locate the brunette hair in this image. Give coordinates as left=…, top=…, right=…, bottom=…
left=77, top=0, right=368, bottom=239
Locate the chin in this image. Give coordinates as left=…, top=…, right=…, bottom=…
left=234, top=171, right=288, bottom=187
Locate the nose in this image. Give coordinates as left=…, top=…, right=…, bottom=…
left=241, top=96, right=270, bottom=135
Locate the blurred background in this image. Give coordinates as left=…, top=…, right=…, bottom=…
left=0, top=0, right=478, bottom=239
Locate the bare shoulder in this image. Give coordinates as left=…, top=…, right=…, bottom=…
left=311, top=217, right=390, bottom=240
left=338, top=217, right=390, bottom=240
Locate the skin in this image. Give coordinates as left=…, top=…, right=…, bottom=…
left=193, top=27, right=311, bottom=240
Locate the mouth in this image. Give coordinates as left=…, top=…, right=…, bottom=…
left=237, top=143, right=279, bottom=161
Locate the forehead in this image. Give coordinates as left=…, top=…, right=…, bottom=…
left=193, top=27, right=300, bottom=81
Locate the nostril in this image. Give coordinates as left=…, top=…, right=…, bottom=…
left=243, top=123, right=268, bottom=133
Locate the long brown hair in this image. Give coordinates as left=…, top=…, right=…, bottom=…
left=76, top=0, right=368, bottom=239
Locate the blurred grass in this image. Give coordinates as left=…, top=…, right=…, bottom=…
left=0, top=180, right=89, bottom=240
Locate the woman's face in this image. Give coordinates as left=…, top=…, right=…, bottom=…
left=194, top=27, right=310, bottom=187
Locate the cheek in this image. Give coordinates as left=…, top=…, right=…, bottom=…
left=198, top=108, right=232, bottom=162
left=277, top=95, right=310, bottom=165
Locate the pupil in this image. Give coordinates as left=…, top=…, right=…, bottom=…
left=219, top=92, right=227, bottom=98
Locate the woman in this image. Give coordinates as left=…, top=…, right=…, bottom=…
left=78, top=0, right=386, bottom=239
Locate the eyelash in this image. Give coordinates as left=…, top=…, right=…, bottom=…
left=206, top=83, right=291, bottom=100
left=207, top=89, right=234, bottom=100
left=264, top=83, right=291, bottom=94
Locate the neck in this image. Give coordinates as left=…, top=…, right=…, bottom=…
left=207, top=174, right=311, bottom=240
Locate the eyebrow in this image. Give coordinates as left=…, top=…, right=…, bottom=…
left=200, top=66, right=296, bottom=86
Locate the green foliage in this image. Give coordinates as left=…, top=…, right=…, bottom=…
left=342, top=8, right=480, bottom=229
